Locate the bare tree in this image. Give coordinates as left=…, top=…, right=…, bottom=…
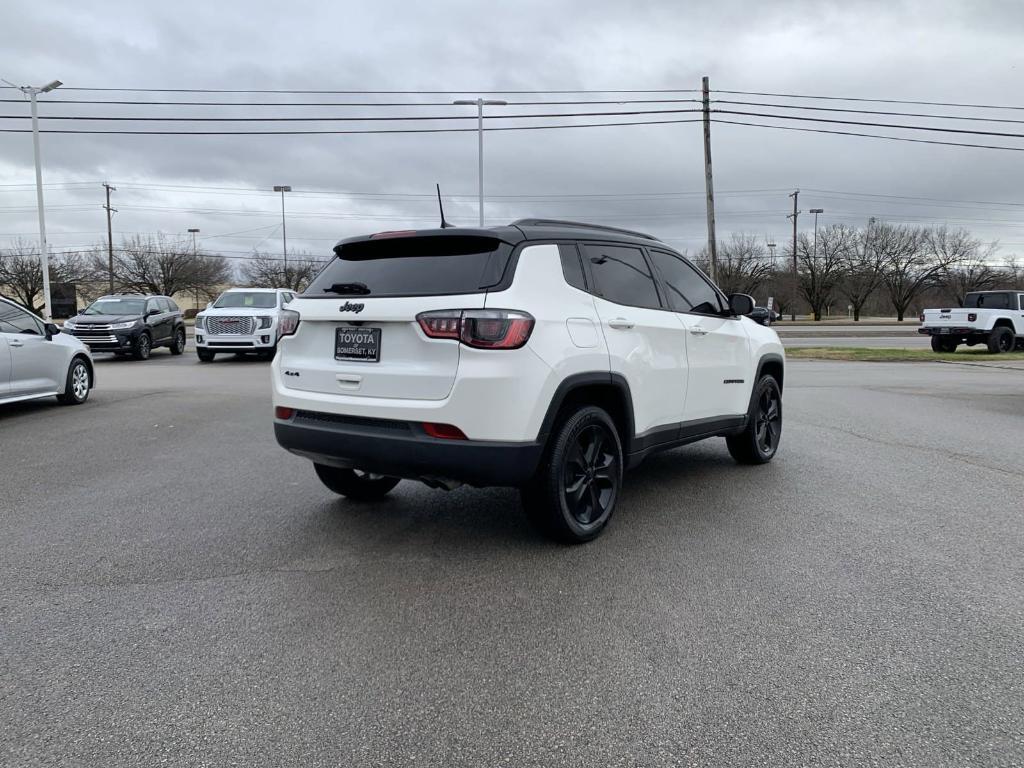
left=695, top=234, right=774, bottom=297
left=94, top=234, right=232, bottom=297
left=0, top=239, right=90, bottom=312
left=876, top=224, right=948, bottom=321
left=794, top=225, right=849, bottom=321
left=837, top=223, right=886, bottom=322
left=927, top=227, right=999, bottom=305
left=239, top=250, right=323, bottom=292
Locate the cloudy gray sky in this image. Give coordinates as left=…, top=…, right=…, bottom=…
left=2, top=0, right=1024, bottom=269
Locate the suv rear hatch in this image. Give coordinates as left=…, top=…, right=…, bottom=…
left=281, top=232, right=516, bottom=400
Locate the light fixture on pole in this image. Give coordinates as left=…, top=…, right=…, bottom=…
left=273, top=185, right=291, bottom=274
left=452, top=98, right=507, bottom=227
left=810, top=208, right=824, bottom=260
left=7, top=78, right=62, bottom=320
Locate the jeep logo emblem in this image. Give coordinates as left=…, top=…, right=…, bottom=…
left=339, top=302, right=365, bottom=313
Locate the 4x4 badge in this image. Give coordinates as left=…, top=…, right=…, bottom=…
left=339, top=302, right=365, bottom=313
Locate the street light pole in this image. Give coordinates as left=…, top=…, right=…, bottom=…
left=273, top=185, right=291, bottom=278
left=453, top=98, right=507, bottom=226
left=188, top=228, right=200, bottom=310
left=810, top=208, right=824, bottom=261
left=13, top=79, right=62, bottom=319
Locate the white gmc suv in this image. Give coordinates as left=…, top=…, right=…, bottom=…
left=195, top=288, right=297, bottom=361
left=272, top=220, right=785, bottom=542
left=919, top=290, right=1024, bottom=353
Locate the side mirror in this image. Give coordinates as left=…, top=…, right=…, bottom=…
left=146, top=308, right=160, bottom=317
left=44, top=322, right=60, bottom=339
left=206, top=302, right=213, bottom=310
left=728, top=293, right=755, bottom=316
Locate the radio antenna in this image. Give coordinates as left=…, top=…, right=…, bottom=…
left=437, top=183, right=453, bottom=228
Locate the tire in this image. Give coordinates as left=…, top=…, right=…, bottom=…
left=314, top=464, right=401, bottom=500
left=726, top=374, right=783, bottom=465
left=56, top=357, right=91, bottom=405
left=930, top=336, right=957, bottom=353
left=987, top=326, right=1014, bottom=354
left=197, top=348, right=216, bottom=362
left=520, top=405, right=623, bottom=544
left=169, top=327, right=186, bottom=355
left=132, top=332, right=152, bottom=360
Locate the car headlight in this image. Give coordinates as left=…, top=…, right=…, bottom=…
left=109, top=320, right=139, bottom=330
left=195, top=315, right=206, bottom=331
left=257, top=315, right=273, bottom=329
left=63, top=319, right=79, bottom=330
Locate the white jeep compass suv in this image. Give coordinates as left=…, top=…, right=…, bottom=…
left=272, top=220, right=784, bottom=543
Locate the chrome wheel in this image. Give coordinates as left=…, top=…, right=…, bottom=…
left=71, top=362, right=89, bottom=400
left=755, top=387, right=782, bottom=455
left=562, top=424, right=618, bottom=526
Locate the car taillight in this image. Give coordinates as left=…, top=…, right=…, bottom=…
left=278, top=309, right=300, bottom=337
left=422, top=422, right=467, bottom=440
left=919, top=314, right=925, bottom=322
left=416, top=309, right=534, bottom=350
left=275, top=406, right=295, bottom=420
left=968, top=313, right=977, bottom=322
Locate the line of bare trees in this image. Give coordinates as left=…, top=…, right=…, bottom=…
left=0, top=235, right=325, bottom=313
left=696, top=224, right=1022, bottom=320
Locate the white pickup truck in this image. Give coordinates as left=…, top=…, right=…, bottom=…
left=919, top=290, right=1024, bottom=353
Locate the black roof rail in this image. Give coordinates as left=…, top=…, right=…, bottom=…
left=510, top=218, right=657, bottom=241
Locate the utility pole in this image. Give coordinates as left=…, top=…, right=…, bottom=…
left=787, top=190, right=800, bottom=322
left=103, top=183, right=117, bottom=294
left=452, top=98, right=508, bottom=226
left=188, top=228, right=200, bottom=310
left=701, top=76, right=718, bottom=283
left=273, top=185, right=291, bottom=282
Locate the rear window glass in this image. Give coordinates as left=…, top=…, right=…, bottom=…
left=964, top=292, right=1012, bottom=309
left=305, top=235, right=512, bottom=297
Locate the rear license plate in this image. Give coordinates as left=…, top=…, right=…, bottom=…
left=335, top=327, right=381, bottom=362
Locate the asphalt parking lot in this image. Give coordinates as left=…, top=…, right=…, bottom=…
left=2, top=351, right=1022, bottom=767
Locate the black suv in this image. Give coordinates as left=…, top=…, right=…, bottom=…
left=63, top=294, right=187, bottom=360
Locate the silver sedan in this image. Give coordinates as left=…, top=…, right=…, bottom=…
left=0, top=296, right=94, bottom=407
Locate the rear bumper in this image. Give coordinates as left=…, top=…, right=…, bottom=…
left=918, top=327, right=981, bottom=336
left=274, top=410, right=544, bottom=487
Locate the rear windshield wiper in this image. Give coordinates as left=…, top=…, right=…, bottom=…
left=325, top=282, right=371, bottom=296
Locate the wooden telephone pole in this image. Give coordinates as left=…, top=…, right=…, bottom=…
left=102, top=182, right=116, bottom=293
left=701, top=76, right=717, bottom=283
left=787, top=190, right=800, bottom=321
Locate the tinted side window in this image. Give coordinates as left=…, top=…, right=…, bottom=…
left=146, top=300, right=160, bottom=315
left=166, top=298, right=179, bottom=312
left=558, top=244, right=587, bottom=291
left=1019, top=294, right=1024, bottom=310
left=648, top=250, right=723, bottom=314
left=0, top=302, right=43, bottom=335
left=583, top=244, right=661, bottom=309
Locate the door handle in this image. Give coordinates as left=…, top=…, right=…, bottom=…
left=608, top=318, right=634, bottom=330
left=8, top=339, right=24, bottom=347
left=689, top=327, right=709, bottom=336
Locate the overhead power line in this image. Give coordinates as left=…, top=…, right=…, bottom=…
left=3, top=86, right=700, bottom=95
left=0, top=107, right=702, bottom=122
left=712, top=99, right=1024, bottom=126
left=713, top=109, right=1024, bottom=140
left=0, top=117, right=704, bottom=135
left=0, top=98, right=701, bottom=107
left=713, top=118, right=1024, bottom=152
left=716, top=89, right=1024, bottom=111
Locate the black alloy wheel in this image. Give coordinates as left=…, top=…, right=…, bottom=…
left=562, top=424, right=618, bottom=526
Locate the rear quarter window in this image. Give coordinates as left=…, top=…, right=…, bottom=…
left=305, top=235, right=513, bottom=298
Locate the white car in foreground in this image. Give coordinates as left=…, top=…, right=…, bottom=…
left=919, top=290, right=1024, bottom=353
left=0, top=296, right=94, bottom=406
left=271, top=220, right=784, bottom=543
left=194, top=288, right=297, bottom=361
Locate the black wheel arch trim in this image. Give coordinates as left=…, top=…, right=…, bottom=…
left=754, top=352, right=785, bottom=392
left=535, top=371, right=636, bottom=454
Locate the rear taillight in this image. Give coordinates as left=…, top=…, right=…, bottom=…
left=422, top=422, right=467, bottom=440
left=968, top=313, right=977, bottom=322
left=275, top=406, right=295, bottom=420
left=919, top=314, right=925, bottom=322
left=278, top=308, right=300, bottom=337
left=417, top=309, right=534, bottom=350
